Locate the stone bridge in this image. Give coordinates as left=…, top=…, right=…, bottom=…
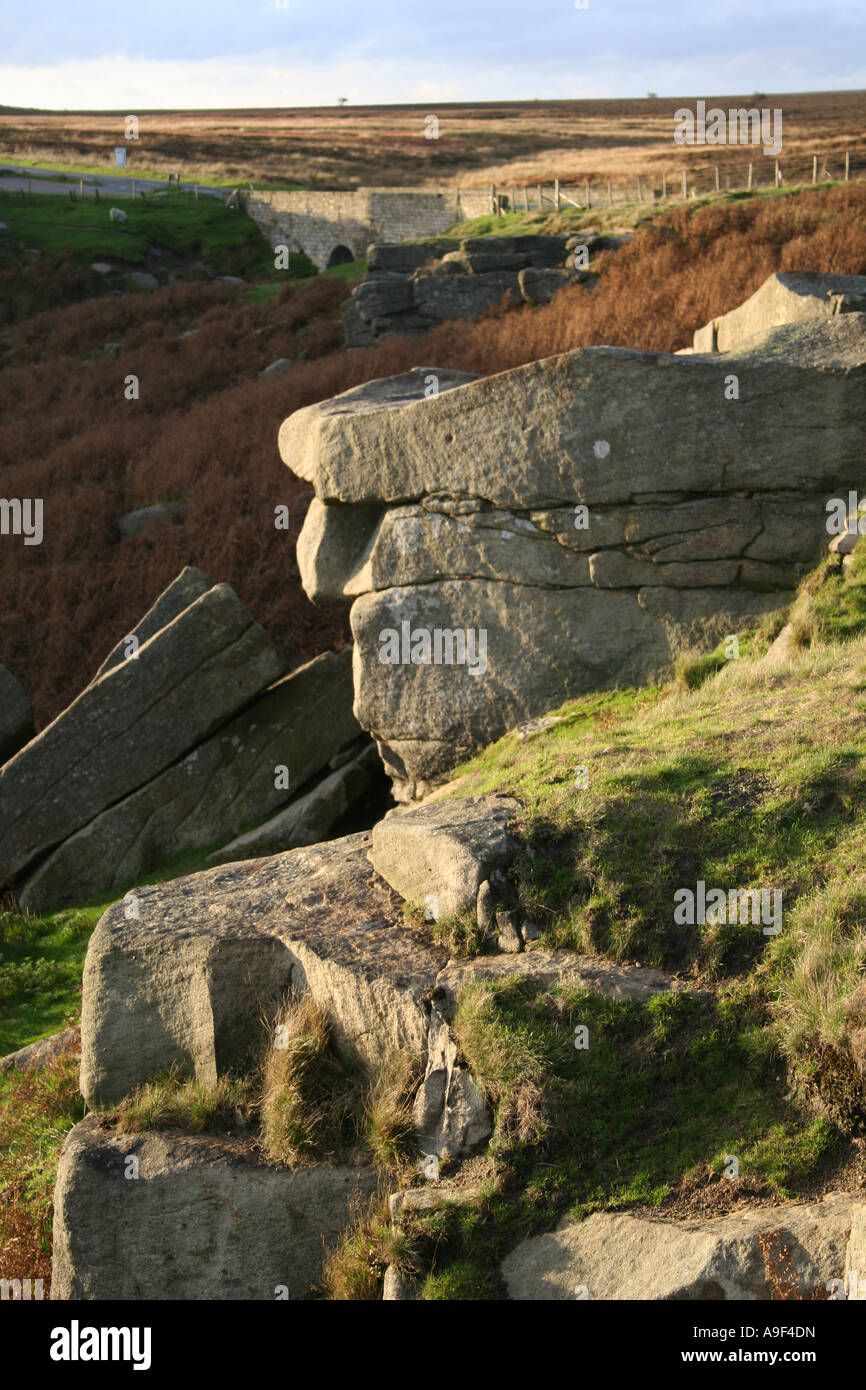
left=244, top=187, right=491, bottom=270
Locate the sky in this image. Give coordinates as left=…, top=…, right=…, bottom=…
left=0, top=0, right=864, bottom=109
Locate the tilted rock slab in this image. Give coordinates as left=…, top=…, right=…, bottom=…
left=501, top=1191, right=859, bottom=1300
left=280, top=305, right=866, bottom=794
left=80, top=831, right=448, bottom=1108
left=52, top=1115, right=378, bottom=1300
left=0, top=582, right=287, bottom=886
left=0, top=661, right=34, bottom=765
left=90, top=564, right=212, bottom=683
left=19, top=647, right=359, bottom=912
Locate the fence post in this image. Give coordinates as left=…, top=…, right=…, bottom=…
left=79, top=179, right=83, bottom=196
left=845, top=150, right=850, bottom=182
left=715, top=166, right=720, bottom=192
left=812, top=155, right=817, bottom=185
left=537, top=183, right=543, bottom=210
left=681, top=169, right=687, bottom=198
left=555, top=178, right=561, bottom=209
left=607, top=178, right=613, bottom=205
left=637, top=175, right=642, bottom=203
left=523, top=185, right=529, bottom=211
left=747, top=162, right=753, bottom=189
left=491, top=184, right=497, bottom=215
left=584, top=178, right=590, bottom=208
left=662, top=172, right=667, bottom=199
left=775, top=159, right=781, bottom=187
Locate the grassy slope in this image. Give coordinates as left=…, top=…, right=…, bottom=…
left=0, top=188, right=282, bottom=278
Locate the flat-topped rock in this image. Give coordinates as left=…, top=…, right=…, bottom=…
left=278, top=366, right=479, bottom=502
left=52, top=1115, right=378, bottom=1301
left=280, top=317, right=866, bottom=510
left=80, top=831, right=448, bottom=1107
left=435, top=949, right=691, bottom=1016
left=502, top=1191, right=859, bottom=1300
left=0, top=582, right=287, bottom=887
left=693, top=269, right=866, bottom=353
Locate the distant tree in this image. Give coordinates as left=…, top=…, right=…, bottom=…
left=647, top=92, right=658, bottom=99
left=337, top=97, right=347, bottom=107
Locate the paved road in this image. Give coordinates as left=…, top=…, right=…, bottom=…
left=0, top=165, right=226, bottom=199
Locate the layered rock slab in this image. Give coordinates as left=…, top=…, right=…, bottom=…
left=692, top=270, right=866, bottom=354
left=0, top=582, right=287, bottom=886
left=281, top=316, right=866, bottom=510
left=19, top=647, right=360, bottom=912
left=501, top=1192, right=859, bottom=1300
left=52, top=1115, right=378, bottom=1300
left=80, top=831, right=448, bottom=1107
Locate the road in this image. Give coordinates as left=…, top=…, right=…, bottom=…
left=0, top=165, right=226, bottom=199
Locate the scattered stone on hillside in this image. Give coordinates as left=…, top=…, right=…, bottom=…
left=382, top=1265, right=418, bottom=1300
left=476, top=878, right=496, bottom=937
left=500, top=1192, right=859, bottom=1300
left=495, top=909, right=523, bottom=953
left=51, top=1115, right=378, bottom=1301
left=91, top=565, right=212, bottom=682
left=413, top=1005, right=492, bottom=1160
left=0, top=662, right=34, bottom=765
left=346, top=235, right=600, bottom=345
left=0, top=582, right=287, bottom=887
left=435, top=949, right=690, bottom=1018
left=128, top=271, right=159, bottom=290
left=18, top=648, right=360, bottom=913
left=370, top=794, right=520, bottom=920
left=519, top=267, right=579, bottom=305
left=117, top=500, right=188, bottom=539
left=103, top=341, right=121, bottom=355
left=90, top=261, right=112, bottom=274
left=0, top=1026, right=80, bottom=1074
left=79, top=832, right=448, bottom=1107
left=204, top=738, right=380, bottom=868
left=845, top=1204, right=866, bottom=1299
left=692, top=270, right=866, bottom=353
left=258, top=357, right=291, bottom=378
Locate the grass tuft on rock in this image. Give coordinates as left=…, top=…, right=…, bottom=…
left=259, top=996, right=364, bottom=1165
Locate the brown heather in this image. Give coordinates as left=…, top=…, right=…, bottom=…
left=2, top=186, right=866, bottom=726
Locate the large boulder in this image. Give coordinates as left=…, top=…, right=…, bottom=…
left=79, top=831, right=448, bottom=1108
left=0, top=580, right=287, bottom=887
left=18, top=648, right=360, bottom=912
left=693, top=270, right=866, bottom=353
left=52, top=1115, right=378, bottom=1300
left=0, top=662, right=33, bottom=765
left=280, top=304, right=866, bottom=794
left=501, top=1192, right=859, bottom=1300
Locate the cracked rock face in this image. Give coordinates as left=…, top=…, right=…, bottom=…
left=278, top=299, right=866, bottom=796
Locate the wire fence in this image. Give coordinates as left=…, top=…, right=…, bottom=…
left=488, top=148, right=866, bottom=214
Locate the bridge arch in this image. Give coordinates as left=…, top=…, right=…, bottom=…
left=326, top=244, right=356, bottom=268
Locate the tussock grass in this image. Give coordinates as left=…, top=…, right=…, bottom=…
left=363, top=1049, right=419, bottom=1171
left=259, top=996, right=363, bottom=1165
left=319, top=1189, right=418, bottom=1301
left=108, top=1065, right=253, bottom=1135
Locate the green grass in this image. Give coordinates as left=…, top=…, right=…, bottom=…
left=0, top=906, right=104, bottom=1055
left=0, top=158, right=305, bottom=192
left=0, top=189, right=280, bottom=279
